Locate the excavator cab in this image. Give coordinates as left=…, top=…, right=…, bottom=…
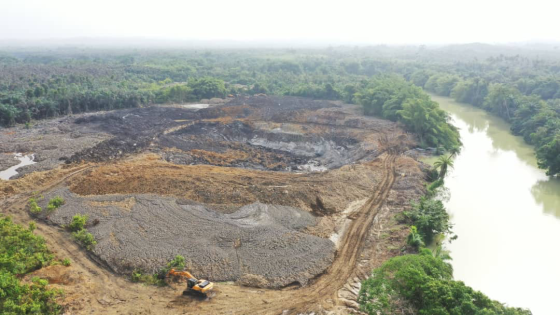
left=167, top=269, right=214, bottom=297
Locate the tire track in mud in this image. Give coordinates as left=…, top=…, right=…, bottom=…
left=4, top=154, right=396, bottom=314
left=191, top=154, right=397, bottom=314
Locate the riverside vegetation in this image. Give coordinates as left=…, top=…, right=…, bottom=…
left=0, top=46, right=557, bottom=175
left=0, top=45, right=546, bottom=313
left=358, top=157, right=532, bottom=315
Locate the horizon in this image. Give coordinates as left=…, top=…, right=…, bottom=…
left=3, top=0, right=560, bottom=46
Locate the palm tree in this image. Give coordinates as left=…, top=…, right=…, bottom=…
left=433, top=155, right=454, bottom=179
left=448, top=146, right=461, bottom=158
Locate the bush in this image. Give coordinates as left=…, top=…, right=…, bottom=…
left=406, top=226, right=424, bottom=249
left=62, top=258, right=71, bottom=266
left=0, top=272, right=62, bottom=314
left=358, top=250, right=531, bottom=315
left=0, top=216, right=62, bottom=313
left=167, top=255, right=186, bottom=271
left=404, top=197, right=451, bottom=245
left=72, top=229, right=97, bottom=250
left=47, top=196, right=65, bottom=212
left=426, top=178, right=444, bottom=196
left=68, top=214, right=88, bottom=232
left=28, top=197, right=42, bottom=214
left=131, top=269, right=165, bottom=286
left=0, top=216, right=54, bottom=275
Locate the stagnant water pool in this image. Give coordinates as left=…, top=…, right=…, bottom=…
left=429, top=94, right=560, bottom=314
left=0, top=153, right=36, bottom=180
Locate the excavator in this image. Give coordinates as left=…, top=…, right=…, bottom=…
left=166, top=269, right=214, bottom=297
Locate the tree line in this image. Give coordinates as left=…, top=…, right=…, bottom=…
left=0, top=46, right=558, bottom=174
left=416, top=70, right=560, bottom=176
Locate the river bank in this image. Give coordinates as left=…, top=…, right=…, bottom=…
left=429, top=94, right=560, bottom=315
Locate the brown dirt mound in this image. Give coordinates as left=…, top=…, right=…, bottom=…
left=69, top=155, right=384, bottom=214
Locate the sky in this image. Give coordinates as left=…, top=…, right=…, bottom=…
left=1, top=0, right=559, bottom=45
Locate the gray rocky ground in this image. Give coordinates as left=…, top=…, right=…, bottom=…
left=39, top=188, right=335, bottom=288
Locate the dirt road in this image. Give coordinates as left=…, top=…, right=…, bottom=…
left=0, top=97, right=414, bottom=314
left=3, top=153, right=396, bottom=314
left=186, top=154, right=397, bottom=314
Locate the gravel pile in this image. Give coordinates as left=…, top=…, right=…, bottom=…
left=41, top=188, right=335, bottom=288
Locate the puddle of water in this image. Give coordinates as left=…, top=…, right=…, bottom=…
left=297, top=160, right=328, bottom=173
left=0, top=153, right=36, bottom=180
left=180, top=104, right=209, bottom=110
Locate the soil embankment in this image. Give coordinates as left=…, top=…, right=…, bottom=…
left=0, top=95, right=426, bottom=314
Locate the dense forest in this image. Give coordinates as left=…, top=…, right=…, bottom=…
left=0, top=45, right=558, bottom=174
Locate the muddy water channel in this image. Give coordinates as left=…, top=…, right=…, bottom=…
left=428, top=94, right=560, bottom=314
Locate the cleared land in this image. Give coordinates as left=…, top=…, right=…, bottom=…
left=0, top=96, right=426, bottom=314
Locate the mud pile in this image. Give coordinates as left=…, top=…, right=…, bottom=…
left=158, top=120, right=366, bottom=171
left=40, top=188, right=335, bottom=288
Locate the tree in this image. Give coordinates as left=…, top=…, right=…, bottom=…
left=484, top=83, right=522, bottom=121
left=358, top=250, right=531, bottom=315
left=397, top=98, right=460, bottom=150
left=433, top=155, right=454, bottom=179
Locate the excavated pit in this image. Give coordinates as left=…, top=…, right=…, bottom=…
left=3, top=96, right=419, bottom=292
left=39, top=188, right=335, bottom=288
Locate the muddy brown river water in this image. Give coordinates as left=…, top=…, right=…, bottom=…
left=429, top=94, right=560, bottom=315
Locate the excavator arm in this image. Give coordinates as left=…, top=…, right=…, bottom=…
left=167, top=269, right=195, bottom=279
left=166, top=269, right=214, bottom=296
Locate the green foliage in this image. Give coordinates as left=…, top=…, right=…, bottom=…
left=356, top=76, right=460, bottom=150
left=132, top=255, right=186, bottom=286
left=358, top=250, right=531, bottom=315
left=426, top=178, right=444, bottom=196
left=406, top=226, right=424, bottom=249
left=47, top=196, right=65, bottom=212
left=0, top=272, right=62, bottom=314
left=0, top=216, right=54, bottom=275
left=28, top=221, right=37, bottom=232
left=404, top=197, right=452, bottom=245
left=0, top=47, right=557, bottom=174
left=68, top=214, right=87, bottom=232
left=28, top=197, right=42, bottom=214
left=72, top=229, right=97, bottom=251
left=165, top=255, right=186, bottom=272
left=433, top=155, right=454, bottom=179
left=130, top=269, right=165, bottom=286
left=188, top=77, right=227, bottom=100
left=0, top=216, right=61, bottom=313
left=67, top=214, right=97, bottom=250
left=62, top=258, right=71, bottom=267
left=398, top=98, right=460, bottom=150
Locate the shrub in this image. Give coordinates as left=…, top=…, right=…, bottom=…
left=406, top=226, right=424, bottom=249
left=62, top=258, right=71, bottom=266
left=359, top=250, right=531, bottom=315
left=47, top=196, right=65, bottom=212
left=426, top=178, right=444, bottom=196
left=72, top=229, right=97, bottom=250
left=0, top=216, right=62, bottom=313
left=167, top=255, right=186, bottom=271
left=28, top=197, right=42, bottom=214
left=131, top=269, right=165, bottom=286
left=0, top=272, right=62, bottom=314
left=404, top=197, right=451, bottom=245
left=0, top=216, right=54, bottom=275
left=68, top=214, right=88, bottom=232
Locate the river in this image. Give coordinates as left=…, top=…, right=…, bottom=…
left=427, top=94, right=560, bottom=314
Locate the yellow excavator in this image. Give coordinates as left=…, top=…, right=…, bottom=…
left=166, top=269, right=214, bottom=296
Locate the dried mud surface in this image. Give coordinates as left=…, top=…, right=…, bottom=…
left=0, top=96, right=429, bottom=314
left=39, top=188, right=334, bottom=288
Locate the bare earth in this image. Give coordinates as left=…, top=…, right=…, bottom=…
left=0, top=96, right=426, bottom=314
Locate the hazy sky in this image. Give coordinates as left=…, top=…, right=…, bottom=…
left=2, top=0, right=559, bottom=44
